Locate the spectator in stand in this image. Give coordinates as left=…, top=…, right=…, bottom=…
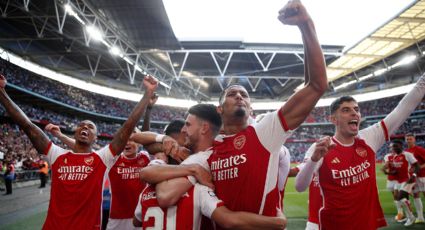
left=3, top=160, right=15, bottom=195
left=38, top=159, right=49, bottom=188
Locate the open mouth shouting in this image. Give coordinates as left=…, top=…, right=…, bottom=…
left=80, top=129, right=89, bottom=139
left=348, top=119, right=359, bottom=131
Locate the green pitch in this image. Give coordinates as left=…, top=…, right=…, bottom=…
left=1, top=163, right=424, bottom=230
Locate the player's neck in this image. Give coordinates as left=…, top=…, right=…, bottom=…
left=74, top=144, right=92, bottom=153
left=334, top=132, right=355, bottom=145
left=193, top=138, right=213, bottom=153
left=407, top=144, right=415, bottom=148
left=222, top=118, right=248, bottom=135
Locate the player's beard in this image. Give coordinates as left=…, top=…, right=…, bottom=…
left=234, top=107, right=246, bottom=118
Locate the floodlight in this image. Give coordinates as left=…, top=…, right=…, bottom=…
left=109, top=46, right=123, bottom=57
left=85, top=26, right=103, bottom=41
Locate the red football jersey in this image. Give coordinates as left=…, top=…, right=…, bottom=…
left=383, top=153, right=397, bottom=181
left=406, top=145, right=425, bottom=177
left=42, top=143, right=116, bottom=230
left=208, top=111, right=292, bottom=221
left=391, top=151, right=417, bottom=183
left=297, top=152, right=322, bottom=225
left=134, top=184, right=222, bottom=230
left=317, top=137, right=386, bottom=230
left=306, top=121, right=390, bottom=230
left=108, top=152, right=150, bottom=219
left=307, top=174, right=321, bottom=224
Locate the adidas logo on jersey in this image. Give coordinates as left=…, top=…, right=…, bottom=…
left=331, top=157, right=340, bottom=164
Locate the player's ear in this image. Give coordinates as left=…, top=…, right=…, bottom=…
left=329, top=114, right=337, bottom=125
left=217, top=105, right=223, bottom=115
left=200, top=121, right=209, bottom=135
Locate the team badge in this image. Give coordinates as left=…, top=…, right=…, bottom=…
left=84, top=156, right=94, bottom=165
left=356, top=147, right=367, bottom=158
left=233, top=135, right=246, bottom=150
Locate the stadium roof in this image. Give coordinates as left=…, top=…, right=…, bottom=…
left=0, top=0, right=424, bottom=104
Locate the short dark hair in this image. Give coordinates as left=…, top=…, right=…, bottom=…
left=218, top=84, right=248, bottom=105
left=391, top=139, right=404, bottom=154
left=187, top=104, right=222, bottom=135
left=164, top=119, right=185, bottom=135
left=329, top=96, right=356, bottom=114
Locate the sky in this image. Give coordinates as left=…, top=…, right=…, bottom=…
left=163, top=0, right=416, bottom=49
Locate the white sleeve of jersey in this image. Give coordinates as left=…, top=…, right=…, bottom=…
left=404, top=151, right=418, bottom=165
left=358, top=121, right=387, bottom=153
left=181, top=150, right=212, bottom=171
left=254, top=110, right=294, bottom=155
left=295, top=143, right=323, bottom=192
left=360, top=75, right=425, bottom=152
left=134, top=193, right=143, bottom=222
left=278, top=147, right=291, bottom=191
left=181, top=150, right=213, bottom=184
left=97, top=144, right=118, bottom=168
left=45, top=143, right=68, bottom=165
left=196, top=184, right=223, bottom=219
left=303, top=143, right=323, bottom=169
left=297, top=144, right=317, bottom=171
left=383, top=75, right=425, bottom=136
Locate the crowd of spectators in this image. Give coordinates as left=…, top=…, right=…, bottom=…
left=0, top=59, right=186, bottom=122
left=1, top=59, right=424, bottom=167
left=256, top=97, right=425, bottom=124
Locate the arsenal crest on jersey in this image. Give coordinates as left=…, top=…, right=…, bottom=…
left=233, top=135, right=246, bottom=150
left=84, top=156, right=94, bottom=165
left=356, top=147, right=367, bottom=158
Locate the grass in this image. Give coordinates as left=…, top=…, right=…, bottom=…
left=0, top=212, right=46, bottom=230
left=1, top=163, right=424, bottom=229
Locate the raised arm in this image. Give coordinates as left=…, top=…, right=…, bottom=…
left=45, top=123, right=76, bottom=151
left=0, top=74, right=50, bottom=154
left=278, top=0, right=328, bottom=130
left=212, top=206, right=286, bottom=230
left=109, top=75, right=158, bottom=155
left=383, top=74, right=425, bottom=135
left=141, top=93, right=158, bottom=131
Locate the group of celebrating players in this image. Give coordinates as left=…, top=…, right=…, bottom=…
left=1, top=0, right=425, bottom=229
left=382, top=133, right=425, bottom=226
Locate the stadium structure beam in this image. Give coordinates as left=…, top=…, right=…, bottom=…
left=143, top=48, right=333, bottom=96
left=0, top=0, right=10, bottom=17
